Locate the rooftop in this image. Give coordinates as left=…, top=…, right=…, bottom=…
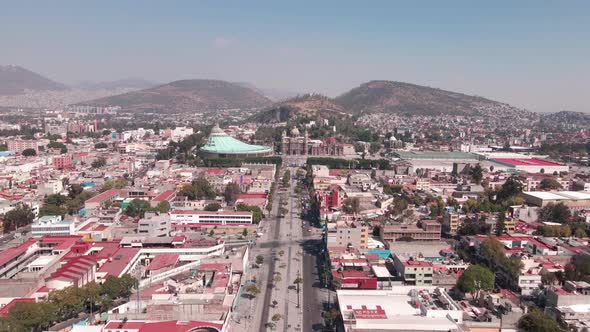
left=492, top=158, right=562, bottom=167
left=200, top=125, right=272, bottom=155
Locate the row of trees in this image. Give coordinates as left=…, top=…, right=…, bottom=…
left=0, top=275, right=135, bottom=332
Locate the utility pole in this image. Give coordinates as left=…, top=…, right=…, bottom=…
left=296, top=270, right=301, bottom=308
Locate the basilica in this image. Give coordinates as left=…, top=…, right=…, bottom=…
left=281, top=127, right=353, bottom=157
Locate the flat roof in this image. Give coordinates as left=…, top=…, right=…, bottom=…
left=493, top=158, right=562, bottom=167
left=395, top=151, right=479, bottom=160
left=171, top=209, right=252, bottom=216
left=371, top=265, right=392, bottom=278
left=523, top=191, right=590, bottom=201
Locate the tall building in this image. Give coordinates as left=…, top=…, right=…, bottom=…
left=7, top=139, right=38, bottom=153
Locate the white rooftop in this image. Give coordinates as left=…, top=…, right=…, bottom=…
left=371, top=265, right=393, bottom=278
left=523, top=191, right=590, bottom=201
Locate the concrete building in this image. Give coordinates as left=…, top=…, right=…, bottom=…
left=337, top=287, right=462, bottom=332
left=490, top=157, right=568, bottom=174
left=31, top=216, right=74, bottom=237
left=380, top=221, right=441, bottom=244
left=521, top=191, right=590, bottom=211
left=138, top=213, right=170, bottom=237
left=443, top=212, right=461, bottom=234
left=170, top=210, right=253, bottom=225
left=6, top=139, right=38, bottom=154
left=327, top=220, right=370, bottom=250
left=392, top=257, right=434, bottom=286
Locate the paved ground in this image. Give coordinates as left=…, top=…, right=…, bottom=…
left=230, top=165, right=334, bottom=331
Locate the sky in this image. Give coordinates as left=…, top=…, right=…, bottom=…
left=1, top=1, right=589, bottom=112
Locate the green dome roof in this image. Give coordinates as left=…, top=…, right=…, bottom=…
left=200, top=125, right=272, bottom=155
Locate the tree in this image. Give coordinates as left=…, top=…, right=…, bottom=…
left=518, top=307, right=562, bottom=332
left=469, top=164, right=484, bottom=185
left=237, top=203, right=264, bottom=224
left=68, top=184, right=84, bottom=198
left=324, top=308, right=341, bottom=328
left=369, top=141, right=381, bottom=155
left=178, top=177, right=216, bottom=200
left=91, top=156, right=107, bottom=168
left=539, top=202, right=571, bottom=223
left=22, top=148, right=37, bottom=157
left=39, top=204, right=66, bottom=217
left=575, top=228, right=587, bottom=238
left=539, top=178, right=562, bottom=190
left=480, top=238, right=505, bottom=266
left=496, top=176, right=523, bottom=202
left=1, top=301, right=56, bottom=332
left=224, top=183, right=241, bottom=204
left=126, top=199, right=150, bottom=218
left=2, top=204, right=35, bottom=232
left=46, top=194, right=67, bottom=206
left=204, top=203, right=222, bottom=211
left=47, top=141, right=67, bottom=154
left=456, top=265, right=494, bottom=297
left=271, top=314, right=282, bottom=322
left=282, top=169, right=291, bottom=187
left=256, top=255, right=264, bottom=265
left=156, top=200, right=170, bottom=213
left=94, top=142, right=108, bottom=149
left=242, top=228, right=248, bottom=237
left=495, top=213, right=506, bottom=236
left=342, top=197, right=361, bottom=214
left=245, top=284, right=260, bottom=297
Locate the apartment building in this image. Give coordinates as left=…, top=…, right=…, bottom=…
left=327, top=220, right=369, bottom=250
left=443, top=212, right=461, bottom=234
left=380, top=220, right=441, bottom=245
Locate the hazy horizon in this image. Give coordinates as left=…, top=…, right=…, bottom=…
left=1, top=1, right=588, bottom=113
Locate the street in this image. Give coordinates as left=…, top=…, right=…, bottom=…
left=230, top=165, right=333, bottom=331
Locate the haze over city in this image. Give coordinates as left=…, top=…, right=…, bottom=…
left=1, top=0, right=589, bottom=112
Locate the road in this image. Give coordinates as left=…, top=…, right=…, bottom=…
left=231, top=165, right=333, bottom=331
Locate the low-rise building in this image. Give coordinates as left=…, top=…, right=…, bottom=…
left=31, top=216, right=74, bottom=237
left=170, top=209, right=253, bottom=225
left=137, top=213, right=170, bottom=237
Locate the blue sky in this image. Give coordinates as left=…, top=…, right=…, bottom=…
left=1, top=1, right=588, bottom=112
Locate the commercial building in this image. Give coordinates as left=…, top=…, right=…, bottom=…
left=380, top=221, right=441, bottom=244
left=521, top=191, right=590, bottom=210
left=490, top=157, right=568, bottom=174
left=31, top=216, right=74, bottom=237
left=170, top=210, right=253, bottom=225
left=337, top=287, right=463, bottom=332
left=200, top=125, right=273, bottom=159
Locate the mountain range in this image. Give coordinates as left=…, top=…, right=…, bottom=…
left=84, top=79, right=273, bottom=112
left=0, top=65, right=67, bottom=95
left=0, top=65, right=536, bottom=118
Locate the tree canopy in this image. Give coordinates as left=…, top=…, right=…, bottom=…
left=22, top=148, right=37, bottom=157
left=456, top=265, right=494, bottom=295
